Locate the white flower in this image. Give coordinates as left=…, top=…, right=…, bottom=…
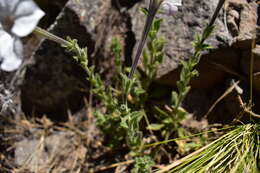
left=0, top=0, right=45, bottom=71
left=160, top=0, right=182, bottom=15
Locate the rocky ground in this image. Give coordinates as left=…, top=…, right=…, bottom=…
left=0, top=0, right=260, bottom=172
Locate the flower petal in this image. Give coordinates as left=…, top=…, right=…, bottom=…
left=170, top=0, right=182, bottom=7
left=0, top=30, right=13, bottom=59
left=0, top=30, right=23, bottom=71
left=1, top=53, right=22, bottom=71
left=160, top=1, right=178, bottom=15
left=12, top=0, right=45, bottom=37
left=0, top=0, right=20, bottom=14
left=13, top=37, right=23, bottom=59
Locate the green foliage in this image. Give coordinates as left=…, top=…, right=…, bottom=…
left=131, top=156, right=154, bottom=173
left=63, top=11, right=218, bottom=173
left=120, top=106, right=144, bottom=151
left=32, top=1, right=257, bottom=172
left=64, top=37, right=88, bottom=69
left=111, top=37, right=123, bottom=74
left=63, top=16, right=165, bottom=172
left=60, top=4, right=222, bottom=172
left=64, top=37, right=147, bottom=150
left=174, top=25, right=214, bottom=109
left=142, top=17, right=165, bottom=89
left=147, top=25, right=215, bottom=142
left=147, top=105, right=187, bottom=140
left=33, top=0, right=248, bottom=172
left=63, top=9, right=214, bottom=171
left=65, top=38, right=125, bottom=146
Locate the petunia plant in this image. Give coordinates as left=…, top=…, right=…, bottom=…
left=0, top=0, right=45, bottom=71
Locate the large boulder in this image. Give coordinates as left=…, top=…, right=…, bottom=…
left=20, top=0, right=136, bottom=119
left=130, top=0, right=259, bottom=121
left=130, top=0, right=258, bottom=87
left=20, top=0, right=258, bottom=119
left=21, top=0, right=98, bottom=119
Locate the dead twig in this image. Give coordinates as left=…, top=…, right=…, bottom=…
left=204, top=80, right=240, bottom=118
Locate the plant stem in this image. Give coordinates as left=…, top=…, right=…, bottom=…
left=208, top=0, right=226, bottom=27
left=249, top=39, right=256, bottom=107
left=33, top=27, right=69, bottom=46
left=128, top=0, right=161, bottom=78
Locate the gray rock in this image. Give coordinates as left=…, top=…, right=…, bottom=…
left=0, top=84, right=16, bottom=116
left=21, top=0, right=136, bottom=118
left=21, top=0, right=103, bottom=118
left=130, top=0, right=231, bottom=77
left=130, top=0, right=257, bottom=83
left=129, top=0, right=258, bottom=120
left=15, top=130, right=86, bottom=172
left=20, top=0, right=258, bottom=118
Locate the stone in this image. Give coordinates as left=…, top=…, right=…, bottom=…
left=0, top=84, right=16, bottom=117
left=15, top=130, right=86, bottom=172
left=19, top=0, right=259, bottom=119
left=128, top=0, right=260, bottom=121
left=21, top=0, right=97, bottom=119
left=241, top=45, right=260, bottom=75
left=130, top=0, right=258, bottom=88
left=130, top=0, right=232, bottom=78
left=158, top=47, right=240, bottom=89
left=231, top=1, right=258, bottom=49
left=21, top=0, right=135, bottom=118
left=252, top=46, right=260, bottom=92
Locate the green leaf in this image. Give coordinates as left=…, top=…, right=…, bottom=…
left=154, top=106, right=170, bottom=118
left=177, top=81, right=185, bottom=93
left=176, top=109, right=187, bottom=120
left=147, top=123, right=165, bottom=130
left=191, top=69, right=199, bottom=77
left=162, top=117, right=172, bottom=124
left=181, top=86, right=191, bottom=98
left=153, top=18, right=162, bottom=32
left=143, top=49, right=149, bottom=67
left=202, top=25, right=215, bottom=40
left=141, top=7, right=149, bottom=15
left=171, top=91, right=179, bottom=105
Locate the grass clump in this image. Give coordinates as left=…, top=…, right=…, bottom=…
left=167, top=124, right=260, bottom=173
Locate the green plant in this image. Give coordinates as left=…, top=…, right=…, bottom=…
left=61, top=13, right=166, bottom=172
left=111, top=37, right=123, bottom=75
left=62, top=37, right=147, bottom=151
left=146, top=19, right=214, bottom=143
left=142, top=17, right=165, bottom=90
left=128, top=0, right=164, bottom=79
left=151, top=0, right=260, bottom=172
left=32, top=1, right=243, bottom=173
left=131, top=155, right=154, bottom=173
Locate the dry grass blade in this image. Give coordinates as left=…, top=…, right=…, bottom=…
left=156, top=124, right=260, bottom=173
left=204, top=80, right=240, bottom=118
left=90, top=160, right=134, bottom=173
left=154, top=129, right=232, bottom=173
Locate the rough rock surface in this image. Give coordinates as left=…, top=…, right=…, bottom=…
left=20, top=0, right=110, bottom=118
left=19, top=0, right=259, bottom=118
left=0, top=84, right=15, bottom=117
left=21, top=10, right=90, bottom=119
left=15, top=130, right=86, bottom=172
left=130, top=0, right=232, bottom=78
left=130, top=0, right=259, bottom=120
left=21, top=0, right=139, bottom=118
left=131, top=0, right=257, bottom=86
